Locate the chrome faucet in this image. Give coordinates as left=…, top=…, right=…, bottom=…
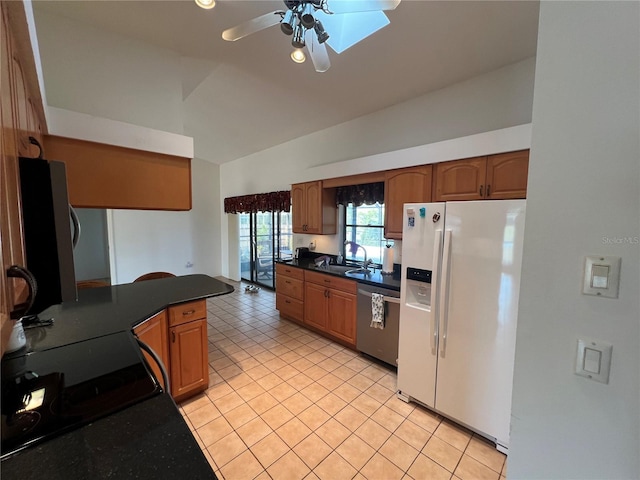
left=344, top=241, right=369, bottom=271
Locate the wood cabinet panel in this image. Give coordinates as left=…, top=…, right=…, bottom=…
left=276, top=275, right=304, bottom=301
left=275, top=263, right=304, bottom=281
left=42, top=135, right=192, bottom=211
left=304, top=282, right=328, bottom=331
left=168, top=299, right=207, bottom=327
left=275, top=293, right=304, bottom=324
left=291, top=181, right=336, bottom=234
left=169, top=318, right=208, bottom=401
left=433, top=157, right=486, bottom=202
left=305, top=270, right=357, bottom=294
left=134, top=310, right=169, bottom=391
left=326, top=289, right=357, bottom=344
left=384, top=165, right=432, bottom=239
left=485, top=150, right=529, bottom=199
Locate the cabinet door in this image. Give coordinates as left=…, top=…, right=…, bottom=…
left=134, top=311, right=170, bottom=391
left=384, top=165, right=432, bottom=239
left=169, top=318, right=208, bottom=401
left=485, top=150, right=529, bottom=199
left=291, top=183, right=306, bottom=233
left=304, top=181, right=323, bottom=233
left=304, top=282, right=328, bottom=331
left=326, top=289, right=357, bottom=346
left=433, top=157, right=486, bottom=202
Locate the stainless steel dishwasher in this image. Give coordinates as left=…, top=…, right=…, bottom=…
left=356, top=283, right=400, bottom=367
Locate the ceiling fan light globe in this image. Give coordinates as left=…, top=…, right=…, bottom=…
left=301, top=4, right=316, bottom=28
left=292, top=25, right=306, bottom=48
left=281, top=10, right=295, bottom=35
left=194, top=0, right=215, bottom=9
left=291, top=49, right=306, bottom=63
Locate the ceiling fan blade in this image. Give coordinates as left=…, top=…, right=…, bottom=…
left=222, top=11, right=282, bottom=41
left=305, top=30, right=330, bottom=72
left=325, top=0, right=401, bottom=14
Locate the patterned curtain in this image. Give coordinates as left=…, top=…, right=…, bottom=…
left=224, top=190, right=291, bottom=214
left=335, top=182, right=384, bottom=206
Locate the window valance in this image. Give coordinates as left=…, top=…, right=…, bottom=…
left=224, top=190, right=291, bottom=214
left=335, top=182, right=384, bottom=207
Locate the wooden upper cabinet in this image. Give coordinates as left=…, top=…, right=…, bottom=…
left=43, top=135, right=192, bottom=211
left=433, top=156, right=486, bottom=202
left=433, top=151, right=529, bottom=202
left=485, top=150, right=529, bottom=199
left=291, top=181, right=336, bottom=234
left=384, top=165, right=432, bottom=239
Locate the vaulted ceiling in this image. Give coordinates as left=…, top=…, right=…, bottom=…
left=33, top=1, right=539, bottom=163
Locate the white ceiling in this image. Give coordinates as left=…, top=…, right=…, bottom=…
left=33, top=0, right=540, bottom=163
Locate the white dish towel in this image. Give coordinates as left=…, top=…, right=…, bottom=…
left=370, top=293, right=385, bottom=329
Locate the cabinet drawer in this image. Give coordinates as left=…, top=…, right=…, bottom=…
left=168, top=299, right=207, bottom=327
left=276, top=263, right=304, bottom=280
left=276, top=293, right=304, bottom=323
left=304, top=270, right=357, bottom=294
left=276, top=275, right=304, bottom=300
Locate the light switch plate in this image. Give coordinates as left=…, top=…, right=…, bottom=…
left=575, top=338, right=612, bottom=384
left=582, top=255, right=621, bottom=298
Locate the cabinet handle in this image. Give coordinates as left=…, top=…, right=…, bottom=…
left=285, top=300, right=291, bottom=304
left=487, top=184, right=491, bottom=197
left=182, top=309, right=196, bottom=316
left=479, top=185, right=484, bottom=197
left=285, top=280, right=291, bottom=284
left=172, top=331, right=176, bottom=343
left=324, top=279, right=331, bottom=283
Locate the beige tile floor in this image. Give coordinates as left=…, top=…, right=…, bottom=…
left=179, top=279, right=507, bottom=480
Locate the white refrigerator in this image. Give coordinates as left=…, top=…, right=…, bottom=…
left=397, top=200, right=526, bottom=452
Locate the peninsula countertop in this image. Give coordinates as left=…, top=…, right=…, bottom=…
left=7, top=274, right=234, bottom=358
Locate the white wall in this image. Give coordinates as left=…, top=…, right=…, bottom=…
left=73, top=209, right=110, bottom=281
left=34, top=9, right=184, bottom=134
left=34, top=10, right=223, bottom=282
left=509, top=2, right=639, bottom=479
left=219, top=59, right=536, bottom=277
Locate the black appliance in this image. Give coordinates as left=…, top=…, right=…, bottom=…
left=19, top=157, right=78, bottom=315
left=0, top=332, right=162, bottom=459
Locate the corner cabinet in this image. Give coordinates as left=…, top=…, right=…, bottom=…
left=304, top=271, right=357, bottom=347
left=133, top=310, right=170, bottom=390
left=292, top=181, right=336, bottom=234
left=168, top=300, right=209, bottom=402
left=134, top=299, right=209, bottom=402
left=384, top=165, right=433, bottom=240
left=433, top=150, right=529, bottom=202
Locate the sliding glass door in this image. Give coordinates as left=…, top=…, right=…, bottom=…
left=239, top=211, right=293, bottom=289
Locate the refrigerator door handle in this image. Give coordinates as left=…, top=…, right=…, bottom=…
left=439, top=230, right=452, bottom=357
left=430, top=230, right=443, bottom=354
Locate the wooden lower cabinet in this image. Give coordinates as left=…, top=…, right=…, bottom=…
left=169, top=318, right=208, bottom=402
left=304, top=282, right=329, bottom=331
left=133, top=310, right=169, bottom=391
left=275, top=263, right=305, bottom=324
left=304, top=271, right=357, bottom=347
left=326, top=288, right=357, bottom=345
left=134, top=299, right=208, bottom=402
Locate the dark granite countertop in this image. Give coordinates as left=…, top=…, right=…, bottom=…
left=0, top=393, right=216, bottom=480
left=8, top=274, right=234, bottom=357
left=278, top=259, right=401, bottom=292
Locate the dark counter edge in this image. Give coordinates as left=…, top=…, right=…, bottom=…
left=5, top=274, right=235, bottom=359
left=277, top=258, right=401, bottom=291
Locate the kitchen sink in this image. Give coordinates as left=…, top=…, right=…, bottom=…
left=312, top=264, right=354, bottom=274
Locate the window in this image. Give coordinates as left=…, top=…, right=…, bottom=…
left=343, top=202, right=388, bottom=265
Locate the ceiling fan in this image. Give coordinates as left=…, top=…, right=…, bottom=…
left=221, top=0, right=401, bottom=72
